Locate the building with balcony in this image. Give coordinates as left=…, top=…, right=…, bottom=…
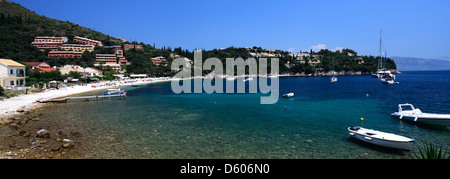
left=104, top=45, right=122, bottom=51
left=94, top=63, right=121, bottom=72
left=118, top=57, right=128, bottom=65
left=30, top=36, right=68, bottom=51
left=30, top=42, right=61, bottom=51
left=48, top=51, right=83, bottom=58
left=124, top=44, right=143, bottom=50
left=151, top=56, right=167, bottom=66
left=0, top=59, right=26, bottom=89
left=73, top=36, right=103, bottom=47
left=61, top=44, right=95, bottom=52
left=33, top=36, right=68, bottom=44
left=96, top=54, right=117, bottom=63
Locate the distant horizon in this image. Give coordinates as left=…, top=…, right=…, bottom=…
left=10, top=0, right=450, bottom=60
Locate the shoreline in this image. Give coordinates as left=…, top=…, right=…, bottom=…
left=0, top=77, right=173, bottom=123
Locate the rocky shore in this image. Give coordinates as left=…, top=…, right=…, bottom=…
left=0, top=104, right=85, bottom=159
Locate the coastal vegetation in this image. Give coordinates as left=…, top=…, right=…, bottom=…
left=413, top=143, right=450, bottom=159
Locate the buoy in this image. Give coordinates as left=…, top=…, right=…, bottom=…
left=285, top=106, right=287, bottom=109
left=361, top=118, right=364, bottom=121
left=366, top=94, right=369, bottom=97
left=214, top=102, right=216, bottom=104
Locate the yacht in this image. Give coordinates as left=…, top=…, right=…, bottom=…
left=372, top=30, right=396, bottom=79
left=331, top=58, right=338, bottom=83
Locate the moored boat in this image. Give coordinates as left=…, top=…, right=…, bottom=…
left=381, top=78, right=398, bottom=84
left=348, top=126, right=415, bottom=150
left=331, top=76, right=338, bottom=83
left=243, top=77, right=254, bottom=82
left=104, top=88, right=126, bottom=95
left=391, top=104, right=450, bottom=126
left=331, top=59, right=338, bottom=83
left=226, top=77, right=236, bottom=81
left=282, top=93, right=294, bottom=98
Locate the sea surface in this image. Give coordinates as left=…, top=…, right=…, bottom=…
left=40, top=71, right=450, bottom=158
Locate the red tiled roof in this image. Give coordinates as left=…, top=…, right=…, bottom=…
left=90, top=67, right=102, bottom=72
left=24, top=62, right=45, bottom=67
left=33, top=68, right=55, bottom=72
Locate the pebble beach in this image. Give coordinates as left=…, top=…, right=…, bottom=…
left=0, top=77, right=173, bottom=158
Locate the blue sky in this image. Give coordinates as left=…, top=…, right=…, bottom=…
left=11, top=0, right=450, bottom=59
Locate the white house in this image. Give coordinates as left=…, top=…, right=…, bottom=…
left=0, top=59, right=26, bottom=89
left=84, top=67, right=103, bottom=77
left=59, top=66, right=103, bottom=78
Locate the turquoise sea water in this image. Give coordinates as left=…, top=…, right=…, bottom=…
left=43, top=71, right=450, bottom=158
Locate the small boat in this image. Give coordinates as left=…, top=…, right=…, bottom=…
left=331, top=76, right=338, bottom=83
left=348, top=126, right=415, bottom=150
left=373, top=69, right=396, bottom=79
left=282, top=93, right=294, bottom=98
left=104, top=88, right=126, bottom=95
left=226, top=77, right=236, bottom=81
left=331, top=59, right=338, bottom=83
left=243, top=77, right=254, bottom=82
left=381, top=78, right=399, bottom=84
left=391, top=104, right=450, bottom=126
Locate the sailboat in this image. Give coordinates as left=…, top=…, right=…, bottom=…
left=373, top=30, right=395, bottom=79
left=331, top=58, right=338, bottom=83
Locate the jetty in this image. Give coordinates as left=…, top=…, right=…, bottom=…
left=37, top=94, right=127, bottom=103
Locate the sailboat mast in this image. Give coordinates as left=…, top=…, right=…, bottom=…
left=379, top=30, right=383, bottom=69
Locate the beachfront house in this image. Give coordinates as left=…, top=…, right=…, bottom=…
left=24, top=62, right=56, bottom=72
left=0, top=58, right=27, bottom=89
left=59, top=66, right=103, bottom=78
left=151, top=56, right=167, bottom=66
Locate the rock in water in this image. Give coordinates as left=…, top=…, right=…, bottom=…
left=62, top=139, right=75, bottom=148
left=63, top=139, right=74, bottom=144
left=36, top=129, right=50, bottom=138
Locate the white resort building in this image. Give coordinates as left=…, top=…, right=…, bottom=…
left=0, top=59, right=27, bottom=89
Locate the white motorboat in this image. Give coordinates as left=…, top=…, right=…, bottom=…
left=381, top=78, right=398, bottom=84
left=391, top=104, right=450, bottom=126
left=226, top=77, right=236, bottom=81
left=282, top=93, right=294, bottom=98
left=348, top=126, right=415, bottom=150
